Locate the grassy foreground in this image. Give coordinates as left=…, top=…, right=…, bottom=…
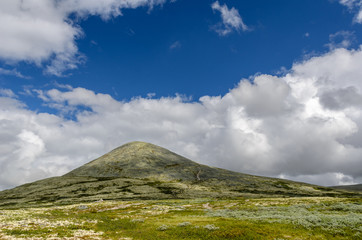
left=0, top=197, right=361, bottom=240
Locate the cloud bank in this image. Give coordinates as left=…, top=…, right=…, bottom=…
left=0, top=0, right=168, bottom=76
left=211, top=1, right=248, bottom=36
left=1, top=47, right=362, bottom=190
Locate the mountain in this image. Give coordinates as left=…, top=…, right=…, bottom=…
left=331, top=184, right=362, bottom=192
left=0, top=142, right=358, bottom=209
left=64, top=141, right=211, bottom=181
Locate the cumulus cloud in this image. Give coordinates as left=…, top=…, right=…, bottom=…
left=0, top=0, right=168, bottom=76
left=339, top=0, right=362, bottom=23
left=211, top=1, right=248, bottom=36
left=1, top=47, right=362, bottom=190
left=320, top=86, right=362, bottom=110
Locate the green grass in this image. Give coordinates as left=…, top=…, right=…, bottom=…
left=0, top=197, right=361, bottom=239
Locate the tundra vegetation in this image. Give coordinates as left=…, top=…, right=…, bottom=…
left=0, top=197, right=361, bottom=239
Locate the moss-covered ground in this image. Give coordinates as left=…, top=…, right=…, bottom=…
left=0, top=197, right=361, bottom=239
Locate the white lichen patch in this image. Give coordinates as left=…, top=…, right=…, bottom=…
left=0, top=204, right=105, bottom=239
left=142, top=205, right=171, bottom=215
left=72, top=229, right=104, bottom=239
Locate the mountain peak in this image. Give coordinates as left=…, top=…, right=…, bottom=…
left=64, top=141, right=202, bottom=181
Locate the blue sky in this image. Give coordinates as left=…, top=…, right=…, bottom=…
left=1, top=0, right=362, bottom=189
left=3, top=0, right=360, bottom=101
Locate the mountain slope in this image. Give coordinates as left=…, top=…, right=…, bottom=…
left=0, top=142, right=358, bottom=209
left=64, top=141, right=265, bottom=183
left=331, top=184, right=362, bottom=192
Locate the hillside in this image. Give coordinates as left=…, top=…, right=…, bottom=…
left=0, top=142, right=358, bottom=209
left=331, top=184, right=362, bottom=192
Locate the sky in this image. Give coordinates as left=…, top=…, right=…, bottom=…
left=1, top=0, right=362, bottom=190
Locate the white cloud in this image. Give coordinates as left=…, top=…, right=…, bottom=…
left=279, top=173, right=358, bottom=186
left=0, top=0, right=168, bottom=76
left=326, top=31, right=356, bottom=50
left=1, top=47, right=362, bottom=190
left=0, top=67, right=30, bottom=79
left=211, top=1, right=248, bottom=36
left=339, top=0, right=362, bottom=23
left=0, top=89, right=16, bottom=98
left=340, top=0, right=357, bottom=8
left=169, top=41, right=181, bottom=50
